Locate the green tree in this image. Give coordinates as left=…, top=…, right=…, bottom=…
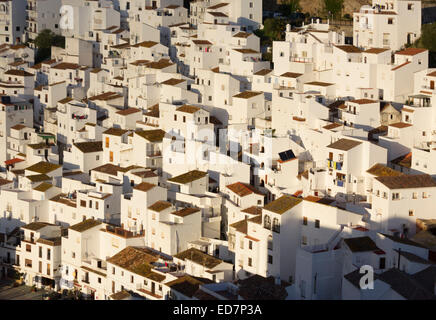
left=279, top=0, right=301, bottom=16
left=417, top=22, right=436, bottom=52
left=324, top=0, right=344, bottom=18
left=409, top=22, right=436, bottom=67
left=34, top=29, right=65, bottom=63
left=262, top=18, right=287, bottom=41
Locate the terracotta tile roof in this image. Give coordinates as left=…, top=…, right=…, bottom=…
left=344, top=237, right=379, bottom=252
left=327, top=138, right=362, bottom=151
left=364, top=47, right=389, bottom=54
left=390, top=122, right=412, bottom=128
left=303, top=196, right=335, bottom=205
left=92, top=163, right=126, bottom=176
left=174, top=248, right=222, bottom=269
left=233, top=91, right=262, bottom=99
left=26, top=174, right=51, bottom=183
left=168, top=170, right=207, bottom=184
left=135, top=129, right=165, bottom=142
left=280, top=72, right=303, bottom=78
left=26, top=161, right=61, bottom=174
left=116, top=107, right=141, bottom=116
left=74, top=141, right=102, bottom=153
left=33, top=182, right=53, bottom=192
left=241, top=206, right=262, bottom=215
left=88, top=91, right=122, bottom=101
left=176, top=104, right=200, bottom=113
left=192, top=40, right=213, bottom=45
left=305, top=81, right=334, bottom=87
left=69, top=219, right=102, bottom=232
left=133, top=182, right=156, bottom=192
left=233, top=32, right=251, bottom=38
left=226, top=182, right=263, bottom=197
left=4, top=69, right=33, bottom=76
left=233, top=48, right=259, bottom=54
left=263, top=195, right=302, bottom=214
left=254, top=69, right=272, bottom=76
left=110, top=290, right=131, bottom=300
left=107, top=246, right=165, bottom=281
left=52, top=62, right=81, bottom=70
left=375, top=174, right=436, bottom=189
left=131, top=41, right=158, bottom=48
left=36, top=237, right=61, bottom=246
left=161, top=78, right=185, bottom=86
left=392, top=61, right=411, bottom=71
left=132, top=170, right=157, bottom=178
left=230, top=219, right=248, bottom=234
left=103, top=127, right=129, bottom=136
left=323, top=122, right=342, bottom=130
left=396, top=48, right=427, bottom=56
left=208, top=11, right=228, bottom=17
left=22, top=222, right=53, bottom=231
left=166, top=275, right=210, bottom=298
left=148, top=201, right=172, bottom=212
left=366, top=163, right=404, bottom=177
left=171, top=207, right=201, bottom=217
left=335, top=45, right=362, bottom=53
left=10, top=124, right=27, bottom=130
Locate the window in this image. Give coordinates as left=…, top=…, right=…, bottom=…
left=264, top=215, right=271, bottom=229
left=72, top=252, right=75, bottom=259
left=268, top=255, right=273, bottom=264
left=47, top=249, right=51, bottom=260
left=302, top=236, right=307, bottom=245
left=423, top=192, right=428, bottom=199
left=249, top=241, right=252, bottom=250
left=47, top=263, right=50, bottom=275
left=392, top=193, right=400, bottom=200
left=409, top=210, right=414, bottom=216
left=174, top=115, right=177, bottom=121
left=131, top=275, right=134, bottom=283
left=315, top=219, right=320, bottom=228
left=303, top=217, right=308, bottom=225
left=379, top=257, right=386, bottom=269
left=26, top=244, right=31, bottom=252
left=39, top=261, right=42, bottom=273
left=248, top=258, right=252, bottom=267
left=80, top=200, right=86, bottom=207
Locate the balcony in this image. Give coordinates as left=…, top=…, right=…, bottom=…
left=327, top=160, right=343, bottom=170
left=146, top=150, right=162, bottom=157
left=289, top=57, right=313, bottom=63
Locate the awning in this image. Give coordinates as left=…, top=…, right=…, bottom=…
left=5, top=158, right=24, bottom=165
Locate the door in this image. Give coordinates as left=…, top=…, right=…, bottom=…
left=329, top=152, right=333, bottom=160
left=151, top=282, right=155, bottom=294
